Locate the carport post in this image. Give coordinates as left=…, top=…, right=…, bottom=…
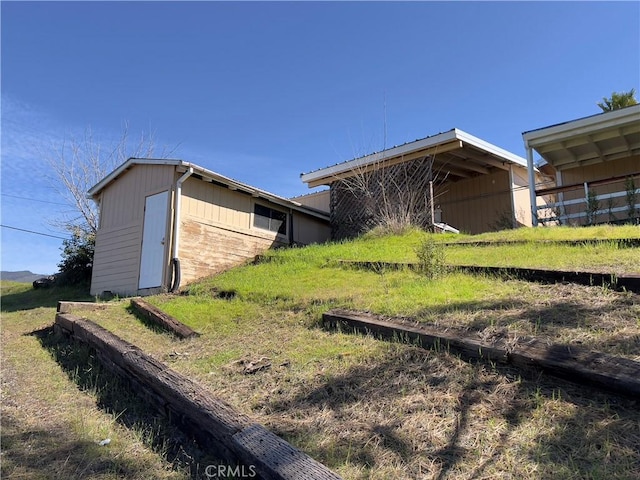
left=525, top=144, right=538, bottom=226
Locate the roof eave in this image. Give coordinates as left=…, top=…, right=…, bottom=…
left=301, top=128, right=528, bottom=186
left=522, top=104, right=640, bottom=148
left=87, top=158, right=184, bottom=198
left=88, top=158, right=329, bottom=222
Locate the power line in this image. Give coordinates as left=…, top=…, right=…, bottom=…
left=0, top=224, right=69, bottom=240
left=1, top=193, right=70, bottom=206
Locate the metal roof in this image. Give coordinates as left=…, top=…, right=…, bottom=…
left=522, top=104, right=640, bottom=171
left=87, top=158, right=330, bottom=221
left=300, top=128, right=528, bottom=188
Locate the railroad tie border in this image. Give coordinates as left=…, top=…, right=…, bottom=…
left=323, top=309, right=640, bottom=398
left=54, top=312, right=342, bottom=480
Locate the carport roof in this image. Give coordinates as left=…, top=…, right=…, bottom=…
left=522, top=104, right=640, bottom=171
left=300, top=128, right=528, bottom=188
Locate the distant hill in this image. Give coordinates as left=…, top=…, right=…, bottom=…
left=1, top=271, right=50, bottom=283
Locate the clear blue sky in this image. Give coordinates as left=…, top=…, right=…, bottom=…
left=2, top=1, right=639, bottom=275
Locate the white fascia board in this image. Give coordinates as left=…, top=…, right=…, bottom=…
left=87, top=158, right=184, bottom=198
left=87, top=158, right=329, bottom=221
left=301, top=129, right=459, bottom=184
left=454, top=129, right=528, bottom=167
left=522, top=105, right=640, bottom=148
left=301, top=128, right=528, bottom=184
left=183, top=163, right=330, bottom=221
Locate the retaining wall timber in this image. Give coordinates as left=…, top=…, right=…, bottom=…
left=57, top=301, right=113, bottom=314
left=54, top=313, right=342, bottom=480
left=440, top=238, right=640, bottom=248
left=323, top=309, right=640, bottom=398
left=337, top=260, right=640, bottom=293
left=130, top=298, right=200, bottom=339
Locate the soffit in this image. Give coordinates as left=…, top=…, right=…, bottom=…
left=523, top=105, right=640, bottom=171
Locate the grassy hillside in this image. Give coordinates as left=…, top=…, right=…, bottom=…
left=2, top=226, right=639, bottom=479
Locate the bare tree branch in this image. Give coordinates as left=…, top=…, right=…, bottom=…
left=330, top=148, right=450, bottom=238
left=45, top=123, right=179, bottom=238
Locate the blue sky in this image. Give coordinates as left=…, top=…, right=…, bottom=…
left=2, top=1, right=639, bottom=275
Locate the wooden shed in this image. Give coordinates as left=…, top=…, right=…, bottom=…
left=88, top=159, right=331, bottom=297
left=523, top=104, right=640, bottom=226
left=301, top=128, right=542, bottom=237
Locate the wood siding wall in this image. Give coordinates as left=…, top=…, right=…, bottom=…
left=293, top=190, right=330, bottom=213
left=292, top=213, right=332, bottom=245
left=437, top=170, right=513, bottom=234
left=511, top=166, right=534, bottom=228
left=178, top=216, right=285, bottom=285
left=177, top=177, right=330, bottom=285
left=90, top=165, right=175, bottom=296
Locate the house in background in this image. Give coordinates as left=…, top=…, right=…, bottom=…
left=523, top=104, right=640, bottom=226
left=301, top=128, right=546, bottom=237
left=88, top=159, right=330, bottom=297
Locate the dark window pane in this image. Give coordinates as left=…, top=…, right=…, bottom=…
left=254, top=214, right=271, bottom=230
left=271, top=219, right=285, bottom=235
left=254, top=204, right=271, bottom=218
left=253, top=204, right=287, bottom=235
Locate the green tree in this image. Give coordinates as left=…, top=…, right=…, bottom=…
left=597, top=89, right=638, bottom=112
left=57, top=230, right=95, bottom=286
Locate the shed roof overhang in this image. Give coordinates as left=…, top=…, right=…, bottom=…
left=87, top=158, right=330, bottom=221
left=522, top=104, right=640, bottom=172
left=300, top=128, right=528, bottom=188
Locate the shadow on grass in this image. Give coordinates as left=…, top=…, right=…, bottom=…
left=29, top=326, right=222, bottom=479
left=412, top=288, right=639, bottom=355
left=125, top=304, right=172, bottom=336
left=0, top=414, right=142, bottom=479
left=0, top=284, right=93, bottom=313
left=265, top=339, right=639, bottom=478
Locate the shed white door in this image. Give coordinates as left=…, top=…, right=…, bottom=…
left=139, top=191, right=169, bottom=289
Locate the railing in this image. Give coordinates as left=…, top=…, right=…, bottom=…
left=535, top=174, right=640, bottom=226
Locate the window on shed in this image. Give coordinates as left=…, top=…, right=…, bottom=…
left=253, top=204, right=287, bottom=236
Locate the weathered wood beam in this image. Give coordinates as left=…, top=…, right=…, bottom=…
left=130, top=298, right=200, bottom=339
left=323, top=309, right=640, bottom=397
left=54, top=313, right=343, bottom=480
left=337, top=260, right=640, bottom=293
left=57, top=301, right=112, bottom=314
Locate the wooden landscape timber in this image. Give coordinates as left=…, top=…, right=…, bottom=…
left=54, top=313, right=343, bottom=480
left=337, top=260, right=640, bottom=293
left=323, top=309, right=640, bottom=398
left=57, top=301, right=113, bottom=314
left=130, top=298, right=200, bottom=339
left=439, top=238, right=640, bottom=248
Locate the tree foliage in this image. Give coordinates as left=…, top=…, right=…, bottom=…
left=57, top=230, right=95, bottom=286
left=597, top=89, right=638, bottom=112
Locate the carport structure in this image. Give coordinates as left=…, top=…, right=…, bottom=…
left=523, top=104, right=640, bottom=226
left=302, top=128, right=539, bottom=236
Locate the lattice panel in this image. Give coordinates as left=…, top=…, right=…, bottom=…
left=330, top=157, right=436, bottom=239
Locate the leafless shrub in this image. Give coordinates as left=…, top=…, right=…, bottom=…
left=330, top=154, right=448, bottom=239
